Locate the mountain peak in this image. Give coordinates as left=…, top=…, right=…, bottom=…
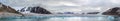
left=18, top=6, right=52, bottom=14
left=0, top=3, right=21, bottom=14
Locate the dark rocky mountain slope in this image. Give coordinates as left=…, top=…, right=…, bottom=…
left=0, top=3, right=24, bottom=16
left=102, top=7, right=120, bottom=15
left=18, top=6, right=52, bottom=14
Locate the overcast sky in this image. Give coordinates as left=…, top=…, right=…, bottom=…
left=0, top=0, right=120, bottom=13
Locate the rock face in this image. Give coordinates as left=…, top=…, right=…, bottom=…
left=0, top=3, right=24, bottom=16
left=102, top=7, right=120, bottom=15
left=18, top=6, right=52, bottom=14
left=30, top=7, right=52, bottom=14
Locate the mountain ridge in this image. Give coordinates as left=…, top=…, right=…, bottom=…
left=18, top=6, right=52, bottom=14
left=0, top=3, right=24, bottom=16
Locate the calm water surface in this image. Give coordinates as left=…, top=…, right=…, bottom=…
left=0, top=16, right=118, bottom=21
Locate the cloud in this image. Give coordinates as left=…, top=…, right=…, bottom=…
left=1, top=0, right=120, bottom=7
left=110, top=0, right=120, bottom=4
left=1, top=0, right=120, bottom=12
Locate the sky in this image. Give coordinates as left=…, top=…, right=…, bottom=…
left=0, top=0, right=120, bottom=13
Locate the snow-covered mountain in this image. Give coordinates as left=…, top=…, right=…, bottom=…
left=17, top=6, right=52, bottom=14
left=17, top=6, right=102, bottom=14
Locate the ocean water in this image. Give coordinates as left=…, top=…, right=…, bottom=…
left=0, top=16, right=118, bottom=21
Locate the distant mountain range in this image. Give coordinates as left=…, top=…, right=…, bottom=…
left=17, top=6, right=102, bottom=14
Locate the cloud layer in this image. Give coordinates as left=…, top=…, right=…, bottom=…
left=1, top=0, right=120, bottom=13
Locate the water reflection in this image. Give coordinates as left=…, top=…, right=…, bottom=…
left=0, top=16, right=118, bottom=21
